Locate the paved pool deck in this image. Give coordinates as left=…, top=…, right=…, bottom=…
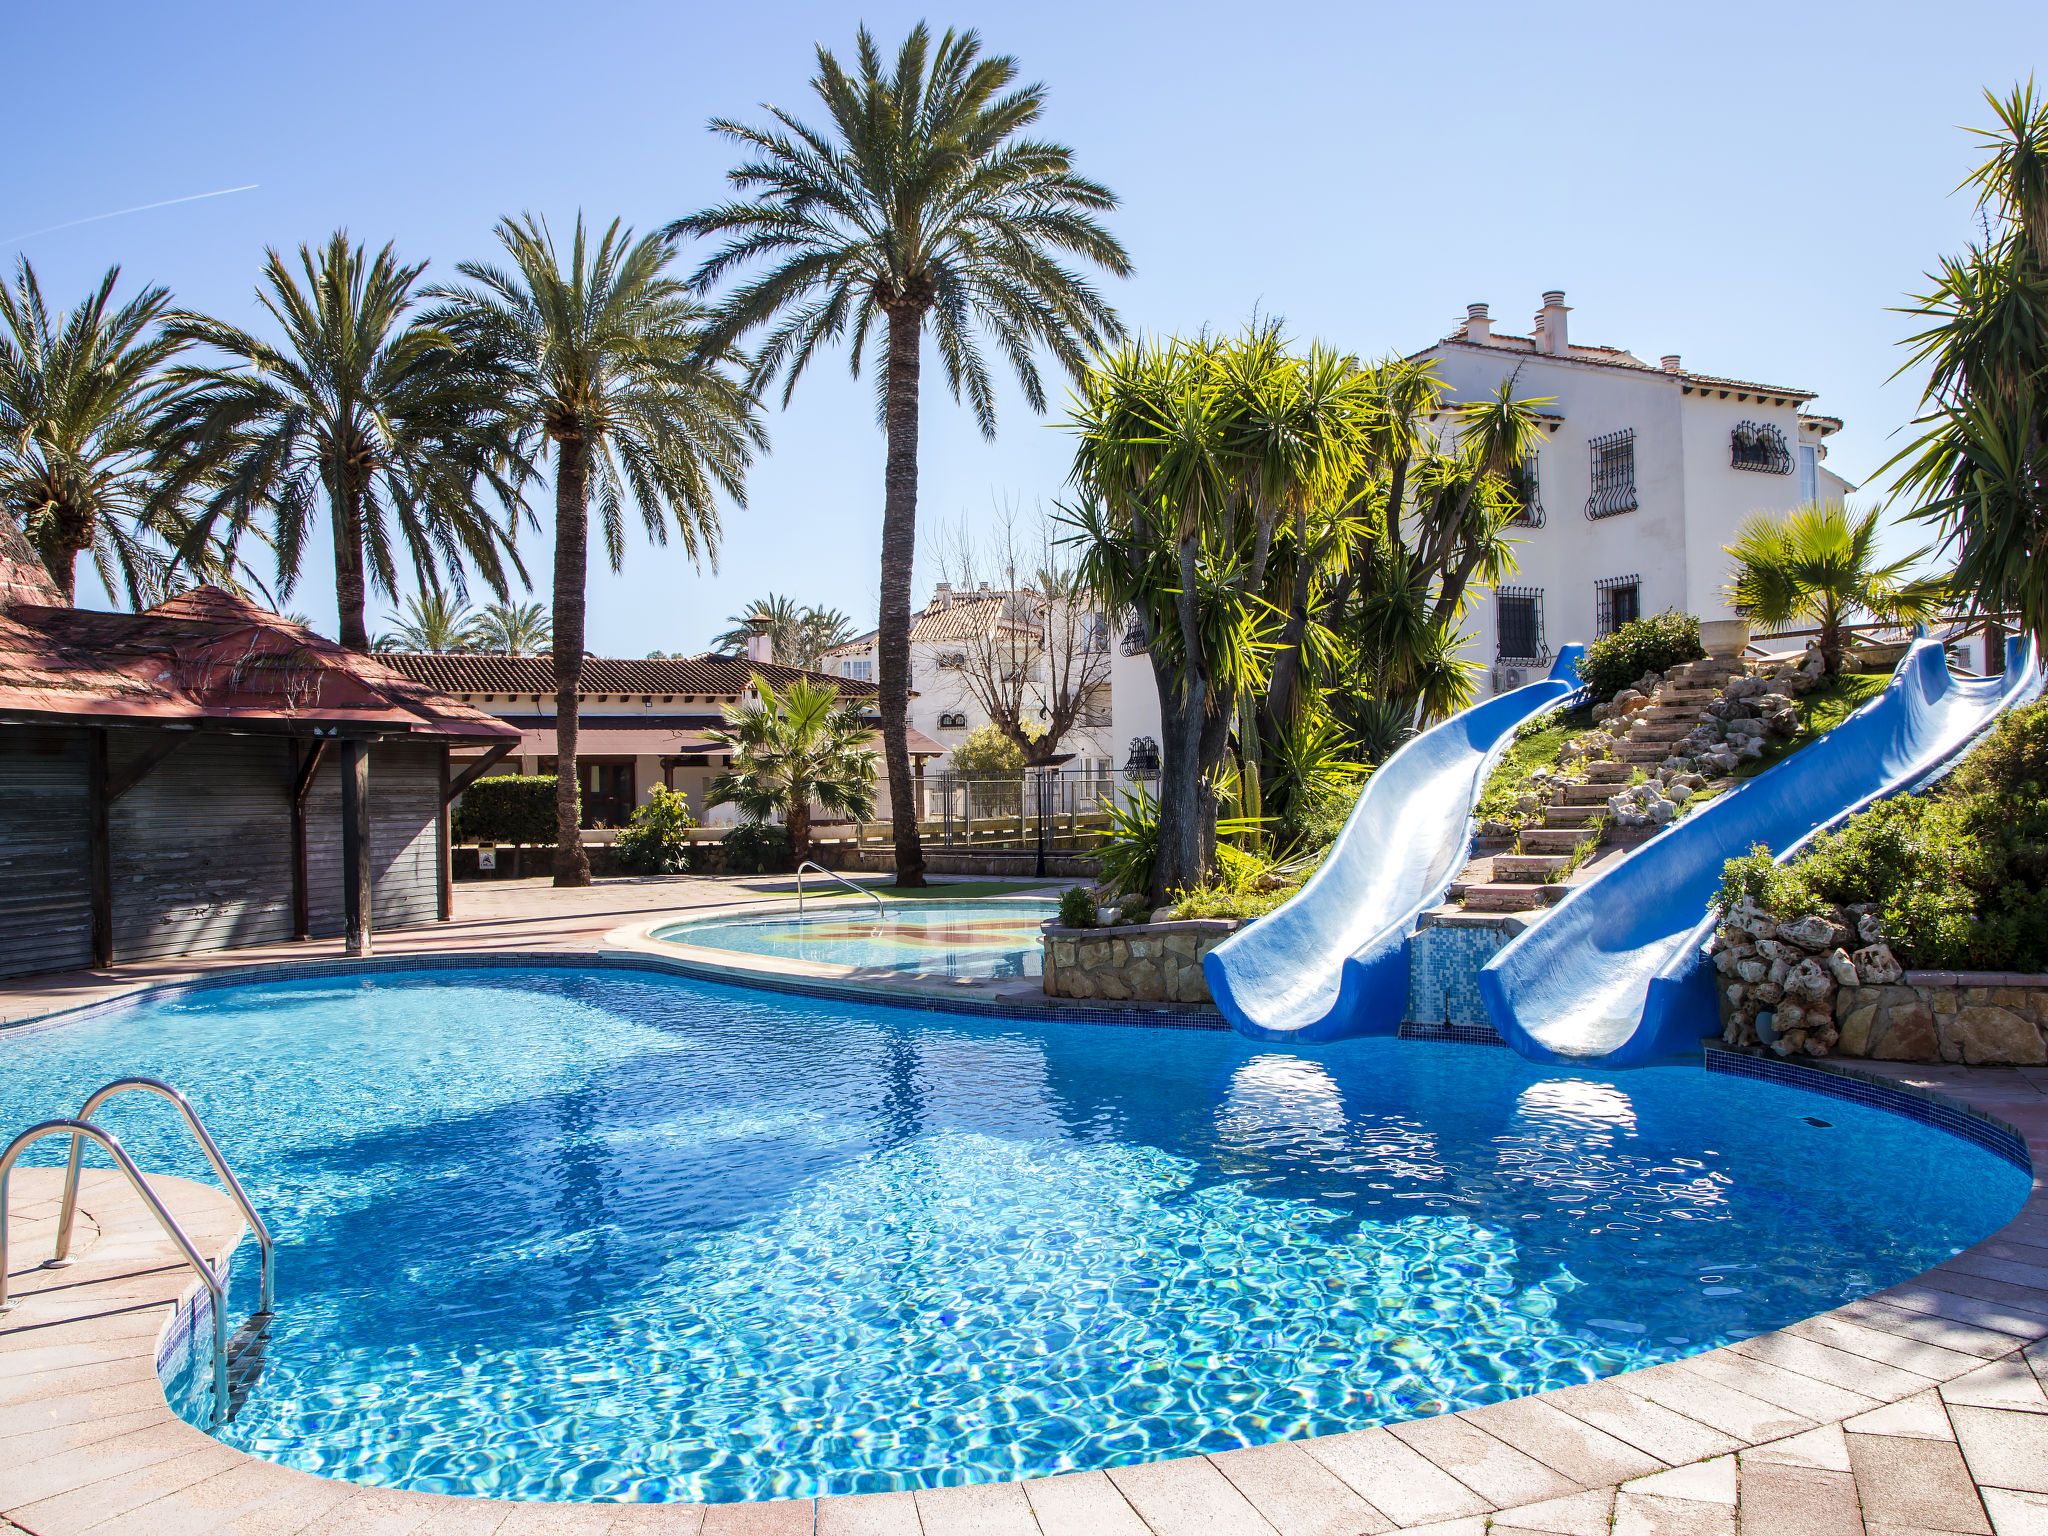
left=5, top=883, right=2048, bottom=1534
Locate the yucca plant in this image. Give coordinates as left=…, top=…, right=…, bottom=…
left=672, top=22, right=1130, bottom=885
left=1723, top=501, right=1948, bottom=673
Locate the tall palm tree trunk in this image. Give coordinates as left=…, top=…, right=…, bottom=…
left=552, top=437, right=593, bottom=886
left=36, top=515, right=84, bottom=605
left=1154, top=531, right=1210, bottom=903
left=879, top=307, right=927, bottom=887
left=327, top=468, right=370, bottom=652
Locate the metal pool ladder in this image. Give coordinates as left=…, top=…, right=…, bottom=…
left=795, top=860, right=885, bottom=919
left=0, top=1077, right=276, bottom=1426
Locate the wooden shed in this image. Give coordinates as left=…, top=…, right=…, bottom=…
left=0, top=532, right=517, bottom=979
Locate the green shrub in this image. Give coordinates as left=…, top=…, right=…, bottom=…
left=1057, top=886, right=1098, bottom=928
left=1280, top=776, right=1365, bottom=852
left=453, top=776, right=560, bottom=845
left=615, top=787, right=696, bottom=875
left=721, top=821, right=791, bottom=874
left=1577, top=611, right=1706, bottom=700
left=1099, top=786, right=1160, bottom=898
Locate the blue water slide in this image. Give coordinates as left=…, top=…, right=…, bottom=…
left=1479, top=637, right=2043, bottom=1067
left=1206, top=645, right=1587, bottom=1042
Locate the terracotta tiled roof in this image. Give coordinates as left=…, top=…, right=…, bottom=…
left=908, top=594, right=1039, bottom=644
left=0, top=586, right=516, bottom=740
left=1435, top=329, right=1817, bottom=401
left=377, top=652, right=877, bottom=698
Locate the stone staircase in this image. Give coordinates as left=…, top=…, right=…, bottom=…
left=1452, top=655, right=1759, bottom=914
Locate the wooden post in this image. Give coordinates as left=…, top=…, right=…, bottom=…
left=86, top=728, right=111, bottom=968
left=436, top=746, right=453, bottom=922
left=290, top=739, right=327, bottom=940
left=341, top=739, right=371, bottom=957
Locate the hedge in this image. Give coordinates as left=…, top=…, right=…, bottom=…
left=454, top=776, right=564, bottom=845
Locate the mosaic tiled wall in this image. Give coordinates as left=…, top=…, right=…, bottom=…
left=1405, top=923, right=1514, bottom=1030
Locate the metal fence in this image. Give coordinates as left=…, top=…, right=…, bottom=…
left=928, top=767, right=1116, bottom=850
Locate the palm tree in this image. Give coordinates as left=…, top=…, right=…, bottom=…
left=373, top=589, right=481, bottom=652
left=711, top=593, right=859, bottom=667
left=671, top=22, right=1130, bottom=886
left=706, top=675, right=877, bottom=864
left=157, top=232, right=528, bottom=651
left=472, top=599, right=552, bottom=655
left=429, top=215, right=765, bottom=886
left=1724, top=501, right=1949, bottom=673
left=0, top=258, right=213, bottom=604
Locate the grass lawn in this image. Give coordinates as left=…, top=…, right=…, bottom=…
left=1474, top=705, right=1602, bottom=828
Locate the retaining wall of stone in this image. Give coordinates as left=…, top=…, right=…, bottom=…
left=1040, top=919, right=1241, bottom=1004
left=1834, top=971, right=2048, bottom=1065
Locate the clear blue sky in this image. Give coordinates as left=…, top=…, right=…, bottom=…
left=5, top=1, right=2041, bottom=653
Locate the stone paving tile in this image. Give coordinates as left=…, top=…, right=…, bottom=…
left=1875, top=1285, right=2048, bottom=1340
left=1206, top=1442, right=1392, bottom=1536
left=1621, top=1457, right=1737, bottom=1506
left=1942, top=1253, right=2048, bottom=1293
left=1952, top=1404, right=2048, bottom=1495
left=1542, top=1381, right=1744, bottom=1464
left=495, top=1501, right=623, bottom=1534
left=1457, top=1396, right=1665, bottom=1486
left=1836, top=1298, right=2042, bottom=1360
left=1916, top=1271, right=2048, bottom=1328
left=1847, top=1432, right=1991, bottom=1533
left=816, top=1490, right=920, bottom=1536
left=1618, top=1362, right=1816, bottom=1443
left=1295, top=1428, right=1491, bottom=1527
left=7, top=1441, right=254, bottom=1536
left=1105, top=1455, right=1282, bottom=1535
left=912, top=1480, right=1039, bottom=1536
left=1675, top=1350, right=1884, bottom=1422
left=1022, top=1470, right=1149, bottom=1536
left=32, top=1457, right=359, bottom=1536
left=1385, top=1413, right=1577, bottom=1509
left=1730, top=1328, right=1940, bottom=1402
left=1943, top=1356, right=2048, bottom=1414
left=289, top=1487, right=451, bottom=1536
left=1981, top=1487, right=2048, bottom=1534
left=1383, top=1521, right=1486, bottom=1536
left=0, top=1419, right=223, bottom=1510
left=1479, top=1487, right=1613, bottom=1534
left=1743, top=1422, right=1853, bottom=1472
left=1790, top=1314, right=1994, bottom=1380
left=1848, top=1389, right=1959, bottom=1440
left=1611, top=1490, right=1734, bottom=1535
left=1735, top=1462, right=1865, bottom=1536
left=600, top=1506, right=711, bottom=1536
left=699, top=1499, right=816, bottom=1535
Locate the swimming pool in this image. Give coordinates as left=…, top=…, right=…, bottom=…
left=1, top=964, right=2026, bottom=1503
left=654, top=898, right=1057, bottom=978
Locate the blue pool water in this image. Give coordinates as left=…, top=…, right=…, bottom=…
left=0, top=965, right=2026, bottom=1503
left=656, top=898, right=1055, bottom=978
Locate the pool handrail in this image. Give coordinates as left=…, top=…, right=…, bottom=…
left=795, top=861, right=885, bottom=919
left=53, top=1077, right=275, bottom=1315
left=0, top=1118, right=231, bottom=1425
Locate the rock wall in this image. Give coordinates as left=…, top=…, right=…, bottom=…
left=1041, top=919, right=1241, bottom=1004
left=1837, top=975, right=2048, bottom=1066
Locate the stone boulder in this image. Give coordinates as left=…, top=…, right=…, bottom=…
left=1857, top=913, right=1885, bottom=946
left=1777, top=915, right=1838, bottom=952
left=1782, top=957, right=1834, bottom=1005
left=1825, top=948, right=1860, bottom=988
left=1852, top=943, right=1903, bottom=986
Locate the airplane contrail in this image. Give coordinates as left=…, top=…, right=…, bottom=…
left=2, top=184, right=260, bottom=246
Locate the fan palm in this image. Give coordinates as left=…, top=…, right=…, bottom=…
left=372, top=589, right=481, bottom=653
left=671, top=22, right=1130, bottom=885
left=1724, top=501, right=1949, bottom=673
left=472, top=600, right=552, bottom=655
left=0, top=258, right=214, bottom=605
left=429, top=214, right=765, bottom=886
left=705, top=675, right=877, bottom=864
left=157, top=233, right=527, bottom=652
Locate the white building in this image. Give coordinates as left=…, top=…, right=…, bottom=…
left=1416, top=289, right=1852, bottom=694
left=822, top=584, right=1116, bottom=779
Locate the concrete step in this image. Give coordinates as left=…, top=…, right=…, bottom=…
left=1626, top=721, right=1692, bottom=742
left=1520, top=827, right=1599, bottom=852
left=1639, top=705, right=1706, bottom=722
left=1618, top=742, right=1677, bottom=763
left=1462, top=883, right=1546, bottom=912
left=1494, top=853, right=1569, bottom=880
left=1584, top=761, right=1634, bottom=783
left=1558, top=783, right=1612, bottom=805
left=1542, top=804, right=1607, bottom=826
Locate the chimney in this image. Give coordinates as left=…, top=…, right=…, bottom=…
left=1661, top=354, right=1682, bottom=373
left=743, top=612, right=774, bottom=665
left=1464, top=302, right=1491, bottom=344
left=1539, top=290, right=1569, bottom=355
left=934, top=580, right=952, bottom=610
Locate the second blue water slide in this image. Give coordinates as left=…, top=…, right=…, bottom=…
left=1206, top=645, right=1586, bottom=1042
left=1480, top=637, right=2043, bottom=1067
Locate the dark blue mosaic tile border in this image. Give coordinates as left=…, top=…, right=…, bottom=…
left=1398, top=1020, right=1509, bottom=1048
left=1704, top=1046, right=2031, bottom=1173
left=2, top=949, right=1231, bottom=1039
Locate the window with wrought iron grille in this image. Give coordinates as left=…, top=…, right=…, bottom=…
left=1509, top=454, right=1544, bottom=528
left=1585, top=429, right=1639, bottom=519
left=937, top=711, right=968, bottom=728
left=1595, top=575, right=1642, bottom=636
left=1496, top=587, right=1546, bottom=663
left=1730, top=420, right=1793, bottom=474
